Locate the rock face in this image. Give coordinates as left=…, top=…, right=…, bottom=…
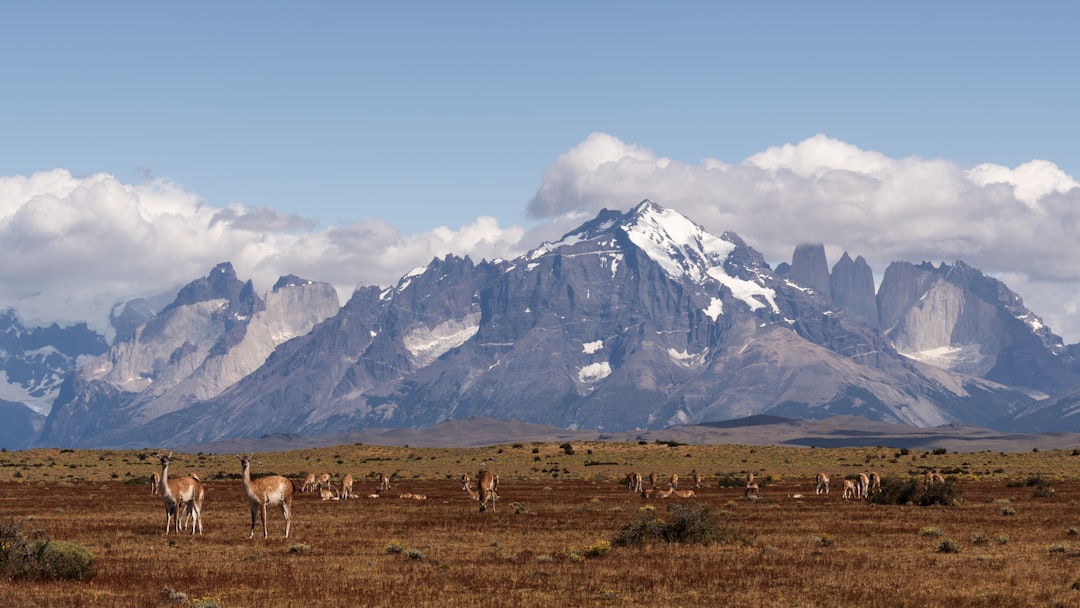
left=63, top=201, right=1032, bottom=448
left=830, top=253, right=878, bottom=328
left=787, top=243, right=832, bottom=300
left=875, top=260, right=1075, bottom=395
left=38, top=263, right=340, bottom=447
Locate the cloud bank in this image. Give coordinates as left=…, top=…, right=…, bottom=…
left=3, top=133, right=1080, bottom=347
left=528, top=133, right=1080, bottom=342
left=0, top=169, right=525, bottom=338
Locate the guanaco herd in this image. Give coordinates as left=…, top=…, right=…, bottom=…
left=152, top=451, right=953, bottom=538
left=624, top=467, right=949, bottom=502
left=151, top=451, right=508, bottom=537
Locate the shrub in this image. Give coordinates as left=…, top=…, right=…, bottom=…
left=405, top=548, right=423, bottom=561
left=612, top=502, right=739, bottom=547
left=35, top=541, right=94, bottom=581
left=568, top=540, right=611, bottom=559
left=192, top=598, right=223, bottom=608
left=937, top=538, right=961, bottom=553
left=869, top=478, right=963, bottom=506
left=384, top=541, right=404, bottom=554
left=160, top=587, right=188, bottom=602
left=288, top=543, right=310, bottom=554
left=0, top=519, right=93, bottom=582
left=920, top=527, right=944, bottom=538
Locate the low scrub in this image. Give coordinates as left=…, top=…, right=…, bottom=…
left=868, top=478, right=964, bottom=506
left=612, top=502, right=744, bottom=547
left=0, top=519, right=94, bottom=581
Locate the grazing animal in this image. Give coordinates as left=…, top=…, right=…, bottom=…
left=856, top=473, right=870, bottom=499
left=625, top=472, right=643, bottom=493
left=316, top=473, right=331, bottom=489
left=641, top=487, right=674, bottom=499
left=158, top=452, right=203, bottom=535
left=239, top=455, right=294, bottom=539
left=842, top=479, right=858, bottom=499
left=319, top=487, right=339, bottom=501
left=377, top=473, right=391, bottom=493
left=744, top=482, right=759, bottom=498
left=176, top=474, right=204, bottom=532
left=340, top=474, right=354, bottom=500
left=867, top=471, right=881, bottom=497
left=815, top=472, right=830, bottom=495
left=692, top=470, right=704, bottom=489
left=150, top=472, right=160, bottom=495
left=301, top=473, right=318, bottom=493
left=673, top=489, right=697, bottom=498
left=649, top=472, right=659, bottom=489
left=461, top=471, right=498, bottom=512
left=924, top=470, right=946, bottom=490
left=399, top=492, right=427, bottom=500
left=669, top=472, right=680, bottom=490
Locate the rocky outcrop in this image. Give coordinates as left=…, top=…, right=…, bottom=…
left=38, top=264, right=340, bottom=447
left=787, top=243, right=832, bottom=299
left=830, top=252, right=878, bottom=327
left=875, top=260, right=1077, bottom=394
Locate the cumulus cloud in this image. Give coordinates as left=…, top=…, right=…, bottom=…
left=5, top=133, right=1080, bottom=348
left=0, top=169, right=527, bottom=339
left=528, top=132, right=1080, bottom=342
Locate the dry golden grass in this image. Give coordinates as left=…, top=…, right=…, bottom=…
left=4, top=442, right=1080, bottom=606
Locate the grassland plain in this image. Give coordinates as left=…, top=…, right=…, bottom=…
left=5, top=442, right=1080, bottom=606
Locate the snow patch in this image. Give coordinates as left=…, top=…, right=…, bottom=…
left=403, top=312, right=481, bottom=368
left=703, top=297, right=723, bottom=320
left=708, top=268, right=779, bottom=313
left=667, top=348, right=707, bottom=368
left=578, top=361, right=612, bottom=383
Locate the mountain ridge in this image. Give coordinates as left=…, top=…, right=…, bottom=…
left=7, top=200, right=1080, bottom=448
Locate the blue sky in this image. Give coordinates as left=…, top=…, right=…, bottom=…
left=3, top=2, right=1080, bottom=343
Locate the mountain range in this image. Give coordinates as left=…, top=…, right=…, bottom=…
left=5, top=200, right=1080, bottom=449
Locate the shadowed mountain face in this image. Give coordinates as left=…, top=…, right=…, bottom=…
left=34, top=201, right=1036, bottom=449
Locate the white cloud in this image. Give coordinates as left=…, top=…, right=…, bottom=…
left=0, top=169, right=527, bottom=339
left=6, top=133, right=1080, bottom=349
left=528, top=133, right=1080, bottom=343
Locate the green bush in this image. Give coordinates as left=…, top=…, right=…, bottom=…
left=0, top=520, right=93, bottom=581
left=868, top=478, right=963, bottom=506
left=612, top=502, right=742, bottom=547
left=36, top=541, right=94, bottom=581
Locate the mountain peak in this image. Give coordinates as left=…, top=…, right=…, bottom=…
left=621, top=200, right=735, bottom=283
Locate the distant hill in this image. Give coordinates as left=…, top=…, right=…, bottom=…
left=180, top=415, right=1080, bottom=454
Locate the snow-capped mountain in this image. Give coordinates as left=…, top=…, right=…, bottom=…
left=0, top=310, right=108, bottom=448
left=33, top=200, right=1037, bottom=448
